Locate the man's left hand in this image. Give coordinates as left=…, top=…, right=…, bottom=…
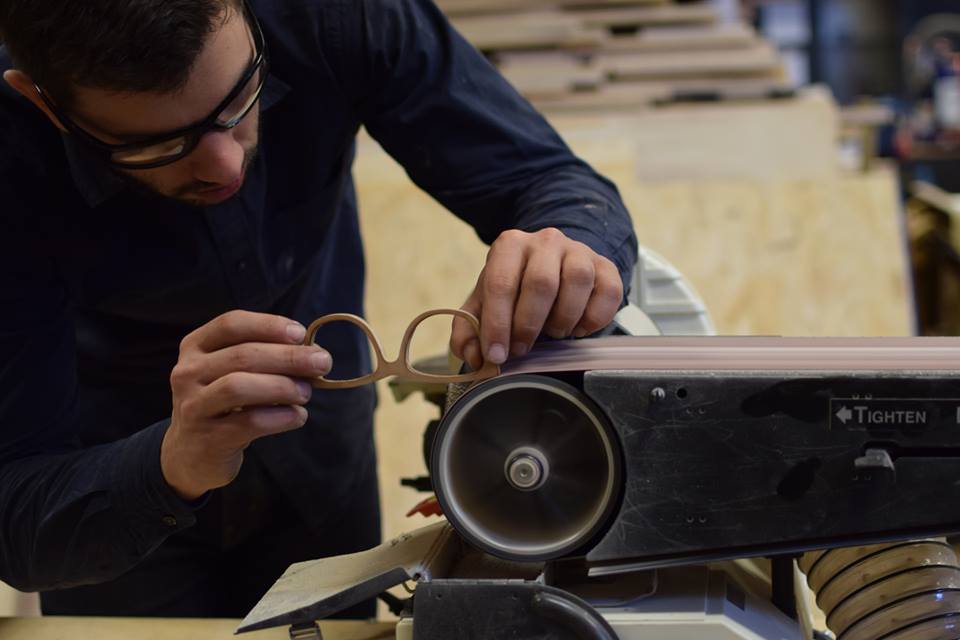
left=451, top=228, right=624, bottom=370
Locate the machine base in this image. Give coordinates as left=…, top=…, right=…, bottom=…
left=396, top=567, right=801, bottom=640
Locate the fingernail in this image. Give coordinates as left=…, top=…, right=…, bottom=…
left=487, top=343, right=507, bottom=364
left=294, top=405, right=309, bottom=426
left=310, top=351, right=331, bottom=372
left=511, top=341, right=529, bottom=357
left=287, top=323, right=306, bottom=343
left=296, top=381, right=311, bottom=401
left=573, top=328, right=588, bottom=338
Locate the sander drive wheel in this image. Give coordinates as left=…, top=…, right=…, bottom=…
left=431, top=374, right=622, bottom=562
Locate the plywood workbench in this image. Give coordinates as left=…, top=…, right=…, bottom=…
left=0, top=617, right=395, bottom=639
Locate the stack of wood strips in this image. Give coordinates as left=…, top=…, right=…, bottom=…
left=436, top=0, right=791, bottom=111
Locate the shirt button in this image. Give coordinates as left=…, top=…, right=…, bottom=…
left=237, top=260, right=248, bottom=272
left=280, top=254, right=295, bottom=275
left=162, top=515, right=178, bottom=527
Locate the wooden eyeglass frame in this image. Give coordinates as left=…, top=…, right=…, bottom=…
left=303, top=308, right=501, bottom=389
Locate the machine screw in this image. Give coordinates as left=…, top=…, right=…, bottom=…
left=504, top=447, right=550, bottom=491
left=508, top=455, right=542, bottom=489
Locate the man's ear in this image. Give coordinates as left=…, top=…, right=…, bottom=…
left=3, top=69, right=67, bottom=131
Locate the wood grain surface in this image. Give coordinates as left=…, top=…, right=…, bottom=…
left=0, top=617, right=395, bottom=640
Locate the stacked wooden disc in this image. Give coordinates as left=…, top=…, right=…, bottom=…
left=437, top=0, right=791, bottom=111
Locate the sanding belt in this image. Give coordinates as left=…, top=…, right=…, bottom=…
left=444, top=336, right=960, bottom=412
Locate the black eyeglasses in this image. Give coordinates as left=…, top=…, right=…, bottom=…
left=35, top=0, right=268, bottom=170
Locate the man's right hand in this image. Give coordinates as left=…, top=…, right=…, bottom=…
left=160, top=310, right=332, bottom=501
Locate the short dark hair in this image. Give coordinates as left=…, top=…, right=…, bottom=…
left=0, top=0, right=239, bottom=107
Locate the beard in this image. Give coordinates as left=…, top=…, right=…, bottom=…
left=109, top=141, right=260, bottom=208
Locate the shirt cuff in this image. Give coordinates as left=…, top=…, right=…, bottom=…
left=110, top=419, right=202, bottom=545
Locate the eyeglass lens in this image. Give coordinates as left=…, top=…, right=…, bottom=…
left=110, top=65, right=265, bottom=167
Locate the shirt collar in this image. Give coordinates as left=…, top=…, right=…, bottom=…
left=65, top=73, right=291, bottom=209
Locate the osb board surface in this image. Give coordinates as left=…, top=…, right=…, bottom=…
left=0, top=617, right=394, bottom=640
left=624, top=89, right=837, bottom=181
left=354, top=106, right=913, bottom=543
left=618, top=171, right=912, bottom=336
left=526, top=90, right=837, bottom=182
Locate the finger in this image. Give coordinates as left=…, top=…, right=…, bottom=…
left=194, top=372, right=312, bottom=418
left=199, top=342, right=332, bottom=384
left=572, top=257, right=624, bottom=338
left=481, top=234, right=528, bottom=364
left=543, top=249, right=596, bottom=338
left=510, top=248, right=561, bottom=356
left=223, top=405, right=309, bottom=442
left=186, top=310, right=306, bottom=353
left=450, top=280, right=483, bottom=365
left=463, top=339, right=483, bottom=371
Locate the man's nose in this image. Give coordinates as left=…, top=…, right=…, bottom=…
left=190, top=129, right=244, bottom=185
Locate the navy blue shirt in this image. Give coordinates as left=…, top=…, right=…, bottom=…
left=0, top=0, right=637, bottom=591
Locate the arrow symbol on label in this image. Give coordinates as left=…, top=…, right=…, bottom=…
left=836, top=406, right=853, bottom=424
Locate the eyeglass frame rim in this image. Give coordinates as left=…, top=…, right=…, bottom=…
left=32, top=0, right=268, bottom=170
left=304, top=308, right=501, bottom=389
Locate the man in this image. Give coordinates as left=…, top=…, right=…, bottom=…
left=0, top=0, right=637, bottom=618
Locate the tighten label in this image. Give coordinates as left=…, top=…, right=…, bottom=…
left=830, top=398, right=960, bottom=431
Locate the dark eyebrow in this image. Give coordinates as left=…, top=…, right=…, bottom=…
left=83, top=19, right=259, bottom=142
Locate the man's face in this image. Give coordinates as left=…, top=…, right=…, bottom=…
left=67, top=6, right=260, bottom=207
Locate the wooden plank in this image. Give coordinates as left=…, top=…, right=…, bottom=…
left=497, top=52, right=606, bottom=95
left=839, top=103, right=897, bottom=128
left=598, top=42, right=783, bottom=79
left=437, top=0, right=667, bottom=16
left=569, top=3, right=718, bottom=29
left=911, top=180, right=960, bottom=250
left=437, top=0, right=553, bottom=16
left=496, top=38, right=784, bottom=98
left=560, top=0, right=669, bottom=7
left=0, top=617, right=395, bottom=640
left=530, top=82, right=673, bottom=109
left=451, top=11, right=603, bottom=50
left=912, top=180, right=960, bottom=219
left=601, top=23, right=761, bottom=52
left=623, top=88, right=839, bottom=181
left=529, top=77, right=796, bottom=111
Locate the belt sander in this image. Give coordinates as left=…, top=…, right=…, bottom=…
left=240, top=336, right=960, bottom=640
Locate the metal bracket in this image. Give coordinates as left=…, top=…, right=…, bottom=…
left=289, top=622, right=323, bottom=640
left=854, top=448, right=896, bottom=472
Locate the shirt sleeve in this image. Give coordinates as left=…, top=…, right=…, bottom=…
left=0, top=158, right=199, bottom=592
left=322, top=0, right=638, bottom=291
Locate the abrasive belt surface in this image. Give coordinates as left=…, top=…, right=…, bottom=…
left=499, top=336, right=960, bottom=375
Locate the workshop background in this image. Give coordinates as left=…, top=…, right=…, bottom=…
left=3, top=0, right=960, bottom=621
